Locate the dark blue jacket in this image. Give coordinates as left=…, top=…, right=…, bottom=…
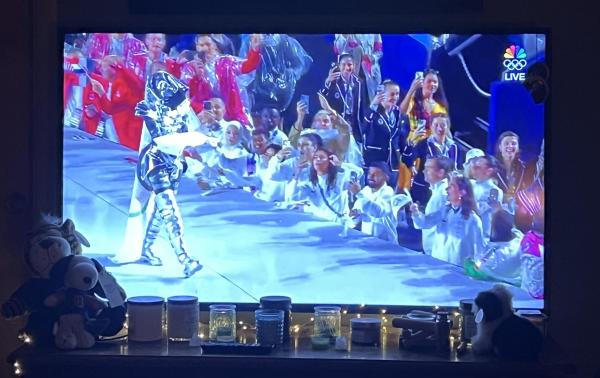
left=363, top=105, right=409, bottom=170
left=320, top=74, right=367, bottom=143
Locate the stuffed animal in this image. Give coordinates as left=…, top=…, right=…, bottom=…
left=472, top=284, right=543, bottom=360
left=45, top=255, right=110, bottom=349
left=1, top=215, right=126, bottom=348
left=1, top=216, right=89, bottom=345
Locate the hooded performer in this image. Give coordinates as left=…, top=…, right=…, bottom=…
left=113, top=71, right=203, bottom=278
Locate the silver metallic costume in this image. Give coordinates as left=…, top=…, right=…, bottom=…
left=134, top=71, right=202, bottom=277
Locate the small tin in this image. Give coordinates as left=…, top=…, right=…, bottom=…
left=351, top=317, right=381, bottom=345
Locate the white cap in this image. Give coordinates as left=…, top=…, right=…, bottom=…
left=465, top=148, right=485, bottom=163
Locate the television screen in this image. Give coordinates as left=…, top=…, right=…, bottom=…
left=62, top=33, right=546, bottom=309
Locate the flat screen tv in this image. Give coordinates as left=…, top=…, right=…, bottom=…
left=61, top=32, right=547, bottom=311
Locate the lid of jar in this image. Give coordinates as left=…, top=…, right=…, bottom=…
left=209, top=304, right=236, bottom=310
left=127, top=296, right=164, bottom=306
left=260, top=296, right=292, bottom=309
left=314, top=305, right=341, bottom=312
left=351, top=317, right=381, bottom=329
left=167, top=295, right=198, bottom=305
left=459, top=299, right=474, bottom=311
left=406, top=310, right=436, bottom=321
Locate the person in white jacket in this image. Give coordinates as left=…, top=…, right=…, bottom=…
left=470, top=155, right=505, bottom=241
left=420, top=156, right=455, bottom=255
left=265, top=133, right=323, bottom=203
left=294, top=147, right=362, bottom=224
left=410, top=175, right=484, bottom=266
left=348, top=161, right=397, bottom=244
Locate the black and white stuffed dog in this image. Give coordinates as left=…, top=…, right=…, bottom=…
left=472, top=284, right=543, bottom=361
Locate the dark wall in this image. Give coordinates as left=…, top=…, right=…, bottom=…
left=1, top=1, right=599, bottom=377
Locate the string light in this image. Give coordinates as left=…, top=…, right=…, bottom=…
left=23, top=336, right=32, bottom=345
left=380, top=309, right=387, bottom=314
left=242, top=325, right=248, bottom=330
left=13, top=362, right=22, bottom=376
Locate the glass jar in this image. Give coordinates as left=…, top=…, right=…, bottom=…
left=255, top=309, right=284, bottom=346
left=167, top=296, right=199, bottom=341
left=313, top=306, right=341, bottom=340
left=127, top=296, right=164, bottom=342
left=259, top=296, right=292, bottom=343
left=209, top=304, right=236, bottom=342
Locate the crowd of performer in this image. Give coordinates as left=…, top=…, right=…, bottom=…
left=63, top=33, right=544, bottom=298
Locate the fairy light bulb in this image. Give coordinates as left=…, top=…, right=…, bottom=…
left=13, top=362, right=22, bottom=376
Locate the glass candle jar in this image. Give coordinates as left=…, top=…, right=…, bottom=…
left=167, top=296, right=199, bottom=341
left=127, top=296, right=164, bottom=342
left=209, top=304, right=236, bottom=342
left=259, top=296, right=292, bottom=343
left=313, top=306, right=341, bottom=340
left=255, top=309, right=284, bottom=346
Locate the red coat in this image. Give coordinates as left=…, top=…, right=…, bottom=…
left=182, top=69, right=218, bottom=113
left=180, top=49, right=260, bottom=124
left=64, top=55, right=81, bottom=110
left=128, top=52, right=181, bottom=83
left=81, top=73, right=108, bottom=135
left=98, top=65, right=145, bottom=150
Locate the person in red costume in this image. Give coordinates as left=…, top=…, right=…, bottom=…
left=89, top=56, right=145, bottom=150
left=63, top=50, right=86, bottom=128
left=180, top=34, right=263, bottom=126
left=63, top=53, right=82, bottom=110
left=128, top=33, right=182, bottom=82
left=81, top=73, right=108, bottom=135
left=85, top=33, right=146, bottom=66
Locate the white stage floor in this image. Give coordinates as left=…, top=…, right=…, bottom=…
left=63, top=128, right=542, bottom=308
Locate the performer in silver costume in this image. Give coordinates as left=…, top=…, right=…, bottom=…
left=134, top=71, right=202, bottom=278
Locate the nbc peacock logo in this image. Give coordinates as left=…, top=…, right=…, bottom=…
left=502, top=44, right=528, bottom=81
